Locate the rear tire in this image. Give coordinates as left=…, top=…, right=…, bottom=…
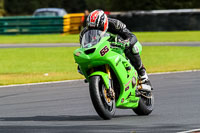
left=89, top=76, right=115, bottom=120
left=133, top=91, right=154, bottom=115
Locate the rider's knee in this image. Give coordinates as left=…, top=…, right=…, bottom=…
left=132, top=44, right=140, bottom=54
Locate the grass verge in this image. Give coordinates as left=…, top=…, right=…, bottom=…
left=0, top=46, right=200, bottom=85
left=0, top=31, right=200, bottom=44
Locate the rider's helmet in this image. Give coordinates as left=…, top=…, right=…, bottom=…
left=86, top=9, right=108, bottom=33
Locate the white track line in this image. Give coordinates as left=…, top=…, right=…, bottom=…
left=177, top=128, right=200, bottom=133
left=0, top=70, right=200, bottom=88
left=149, top=69, right=200, bottom=75
left=0, top=79, right=83, bottom=88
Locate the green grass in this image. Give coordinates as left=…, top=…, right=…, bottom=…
left=0, top=46, right=200, bottom=85
left=0, top=47, right=83, bottom=85
left=0, top=31, right=200, bottom=44
left=142, top=46, right=200, bottom=72
left=0, top=34, right=79, bottom=44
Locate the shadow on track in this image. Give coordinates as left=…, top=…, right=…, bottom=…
left=0, top=114, right=139, bottom=122
left=0, top=115, right=102, bottom=121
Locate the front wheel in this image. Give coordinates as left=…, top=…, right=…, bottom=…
left=89, top=76, right=115, bottom=120
left=133, top=91, right=154, bottom=115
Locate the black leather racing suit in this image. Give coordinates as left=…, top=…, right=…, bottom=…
left=80, top=18, right=146, bottom=76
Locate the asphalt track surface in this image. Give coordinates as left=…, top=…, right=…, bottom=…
left=0, top=71, right=200, bottom=133
left=0, top=42, right=200, bottom=48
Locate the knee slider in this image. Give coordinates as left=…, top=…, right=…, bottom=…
left=132, top=41, right=142, bottom=55
left=132, top=45, right=140, bottom=54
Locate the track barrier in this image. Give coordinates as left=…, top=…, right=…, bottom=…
left=0, top=13, right=84, bottom=34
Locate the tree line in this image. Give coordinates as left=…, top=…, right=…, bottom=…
left=1, top=0, right=200, bottom=16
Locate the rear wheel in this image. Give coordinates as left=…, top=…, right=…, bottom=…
left=89, top=76, right=115, bottom=120
left=133, top=91, right=154, bottom=115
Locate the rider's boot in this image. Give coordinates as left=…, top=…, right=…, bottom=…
left=138, top=66, right=153, bottom=91
left=125, top=50, right=153, bottom=91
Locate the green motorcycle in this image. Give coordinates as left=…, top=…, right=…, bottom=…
left=73, top=29, right=154, bottom=120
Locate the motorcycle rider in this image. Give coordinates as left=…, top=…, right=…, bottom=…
left=80, top=9, right=152, bottom=91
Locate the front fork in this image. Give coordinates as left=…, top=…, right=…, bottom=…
left=105, top=64, right=115, bottom=100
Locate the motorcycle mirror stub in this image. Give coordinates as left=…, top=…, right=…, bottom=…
left=75, top=52, right=81, bottom=56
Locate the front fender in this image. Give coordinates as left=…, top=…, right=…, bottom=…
left=89, top=71, right=110, bottom=89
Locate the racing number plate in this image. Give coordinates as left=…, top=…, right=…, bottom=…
left=100, top=46, right=109, bottom=56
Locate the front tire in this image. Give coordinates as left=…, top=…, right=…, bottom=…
left=89, top=76, right=115, bottom=120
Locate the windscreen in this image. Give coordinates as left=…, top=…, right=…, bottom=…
left=81, top=30, right=109, bottom=48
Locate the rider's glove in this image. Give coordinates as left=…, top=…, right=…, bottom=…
left=118, top=39, right=130, bottom=49
left=112, top=36, right=130, bottom=49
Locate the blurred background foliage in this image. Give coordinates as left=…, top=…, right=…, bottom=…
left=1, top=0, right=200, bottom=16
left=0, top=0, right=5, bottom=16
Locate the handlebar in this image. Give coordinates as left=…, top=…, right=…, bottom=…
left=110, top=42, right=122, bottom=48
